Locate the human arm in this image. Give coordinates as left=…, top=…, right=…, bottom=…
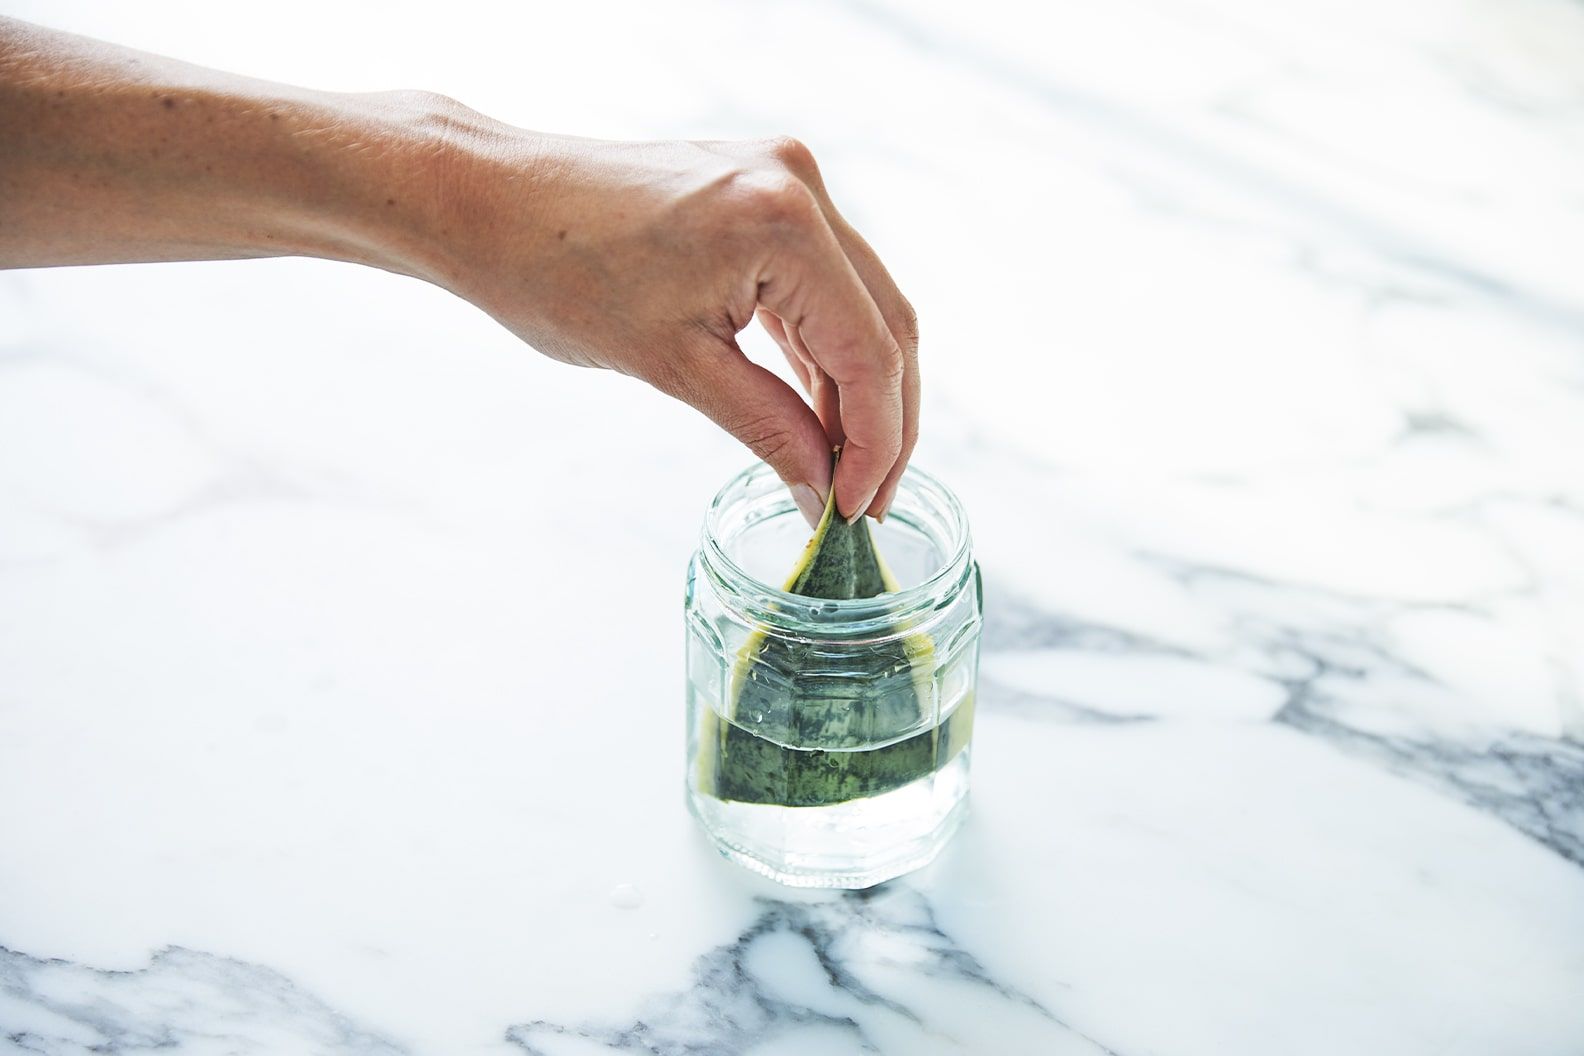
left=0, top=16, right=919, bottom=519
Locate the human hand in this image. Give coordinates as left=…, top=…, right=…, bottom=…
left=0, top=19, right=917, bottom=520
left=409, top=125, right=920, bottom=523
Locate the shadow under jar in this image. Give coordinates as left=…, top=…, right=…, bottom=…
left=684, top=462, right=982, bottom=888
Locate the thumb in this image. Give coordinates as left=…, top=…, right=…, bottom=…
left=662, top=337, right=834, bottom=527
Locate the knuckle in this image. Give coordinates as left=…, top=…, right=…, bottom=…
left=765, top=135, right=819, bottom=177
left=896, top=299, right=920, bottom=351
left=727, top=411, right=799, bottom=466
left=730, top=170, right=817, bottom=227
left=876, top=339, right=906, bottom=383
left=871, top=433, right=904, bottom=469
left=827, top=334, right=904, bottom=385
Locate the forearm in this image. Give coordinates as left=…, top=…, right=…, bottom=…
left=0, top=16, right=478, bottom=279
left=0, top=17, right=917, bottom=518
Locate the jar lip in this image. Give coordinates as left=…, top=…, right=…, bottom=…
left=699, top=460, right=973, bottom=633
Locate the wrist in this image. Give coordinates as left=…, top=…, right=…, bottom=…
left=329, top=92, right=556, bottom=297
left=269, top=89, right=470, bottom=284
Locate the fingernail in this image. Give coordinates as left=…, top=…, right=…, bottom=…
left=871, top=489, right=893, bottom=524
left=791, top=484, right=824, bottom=529
left=844, top=485, right=880, bottom=525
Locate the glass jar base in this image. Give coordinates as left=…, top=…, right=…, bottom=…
left=688, top=751, right=971, bottom=889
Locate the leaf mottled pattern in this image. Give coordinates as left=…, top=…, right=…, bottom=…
left=699, top=454, right=972, bottom=807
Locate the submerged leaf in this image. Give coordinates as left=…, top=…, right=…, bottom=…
left=696, top=456, right=973, bottom=808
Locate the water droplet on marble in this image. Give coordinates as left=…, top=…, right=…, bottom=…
left=608, top=883, right=643, bottom=909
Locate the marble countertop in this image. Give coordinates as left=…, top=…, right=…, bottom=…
left=3, top=0, right=1582, bottom=1053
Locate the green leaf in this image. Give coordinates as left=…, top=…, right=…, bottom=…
left=695, top=455, right=972, bottom=808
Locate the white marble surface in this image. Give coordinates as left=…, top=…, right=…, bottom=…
left=3, top=0, right=1583, bottom=1053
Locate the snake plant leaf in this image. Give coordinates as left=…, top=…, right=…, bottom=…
left=695, top=458, right=973, bottom=808
left=782, top=494, right=893, bottom=600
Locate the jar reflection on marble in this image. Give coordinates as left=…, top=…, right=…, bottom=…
left=683, top=461, right=982, bottom=888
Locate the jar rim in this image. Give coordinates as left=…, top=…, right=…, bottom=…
left=698, top=461, right=973, bottom=635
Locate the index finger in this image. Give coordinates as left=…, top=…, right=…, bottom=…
left=754, top=199, right=903, bottom=522
left=758, top=137, right=921, bottom=522
left=812, top=218, right=919, bottom=522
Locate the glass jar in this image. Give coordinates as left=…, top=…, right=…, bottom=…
left=684, top=461, right=982, bottom=888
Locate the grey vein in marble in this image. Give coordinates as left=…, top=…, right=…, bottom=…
left=981, top=562, right=1584, bottom=868
left=1277, top=688, right=1584, bottom=866
left=1, top=0, right=1581, bottom=1051
left=980, top=589, right=1195, bottom=660
left=505, top=886, right=1113, bottom=1056
left=0, top=944, right=406, bottom=1055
